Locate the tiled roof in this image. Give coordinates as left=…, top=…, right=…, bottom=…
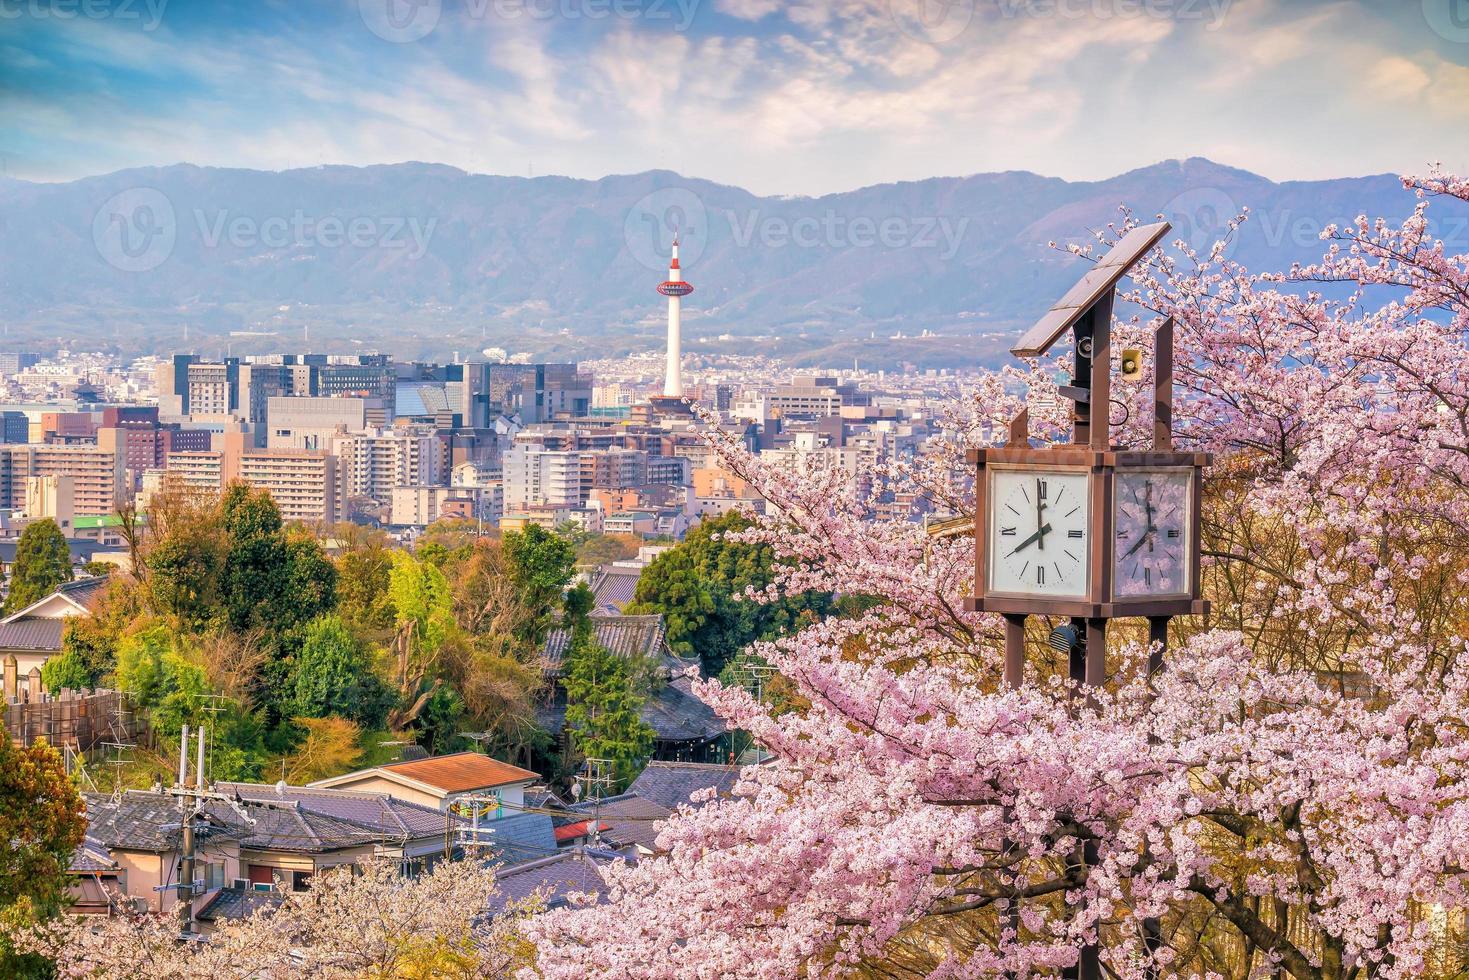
left=627, top=762, right=741, bottom=811
left=217, top=782, right=453, bottom=841
left=541, top=614, right=668, bottom=677
left=83, top=792, right=241, bottom=852
left=567, top=793, right=672, bottom=852
left=369, top=751, right=539, bottom=793
left=69, top=837, right=118, bottom=873
left=196, top=886, right=284, bottom=923
left=467, top=812, right=559, bottom=865
left=588, top=566, right=641, bottom=613
left=219, top=800, right=387, bottom=853
left=489, top=848, right=623, bottom=913
left=0, top=617, right=64, bottom=651
left=537, top=673, right=725, bottom=746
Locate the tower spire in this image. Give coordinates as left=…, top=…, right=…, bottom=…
left=656, top=237, right=693, bottom=398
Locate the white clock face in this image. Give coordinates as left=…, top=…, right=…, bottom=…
left=1112, top=470, right=1192, bottom=599
left=987, top=468, right=1091, bottom=598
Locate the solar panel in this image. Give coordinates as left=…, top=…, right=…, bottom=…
left=1011, top=220, right=1171, bottom=358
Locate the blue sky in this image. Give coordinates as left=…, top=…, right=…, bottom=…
left=2, top=0, right=1467, bottom=195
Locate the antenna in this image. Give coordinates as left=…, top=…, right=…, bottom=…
left=579, top=758, right=614, bottom=847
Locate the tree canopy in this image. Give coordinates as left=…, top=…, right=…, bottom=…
left=628, top=509, right=830, bottom=676
left=0, top=738, right=85, bottom=978
left=3, top=519, right=72, bottom=615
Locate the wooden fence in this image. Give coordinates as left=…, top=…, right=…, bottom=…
left=2, top=688, right=145, bottom=752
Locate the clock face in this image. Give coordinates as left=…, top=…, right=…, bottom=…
left=1112, top=470, right=1192, bottom=598
left=987, top=468, right=1091, bottom=598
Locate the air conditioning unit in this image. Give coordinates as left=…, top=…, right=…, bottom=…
left=130, top=897, right=149, bottom=914
left=231, top=878, right=250, bottom=891
left=252, top=882, right=274, bottom=893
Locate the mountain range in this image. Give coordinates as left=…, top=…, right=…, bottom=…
left=0, top=158, right=1442, bottom=367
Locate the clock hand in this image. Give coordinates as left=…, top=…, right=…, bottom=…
left=1123, top=531, right=1151, bottom=560
left=1035, top=478, right=1047, bottom=551
left=1009, top=523, right=1052, bottom=556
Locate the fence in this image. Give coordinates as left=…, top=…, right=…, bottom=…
left=2, top=688, right=145, bottom=752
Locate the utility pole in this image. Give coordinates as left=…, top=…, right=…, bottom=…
left=168, top=724, right=254, bottom=935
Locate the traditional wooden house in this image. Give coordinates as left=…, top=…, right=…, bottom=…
left=537, top=614, right=727, bottom=763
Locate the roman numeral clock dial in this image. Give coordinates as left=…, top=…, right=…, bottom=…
left=1112, top=470, right=1192, bottom=598
left=987, top=469, right=1091, bottom=598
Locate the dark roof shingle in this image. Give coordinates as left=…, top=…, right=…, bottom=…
left=627, top=762, right=741, bottom=811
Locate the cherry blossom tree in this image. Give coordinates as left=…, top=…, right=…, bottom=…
left=524, top=170, right=1469, bottom=980
left=16, top=858, right=535, bottom=979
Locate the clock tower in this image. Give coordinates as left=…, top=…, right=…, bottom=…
left=966, top=221, right=1210, bottom=980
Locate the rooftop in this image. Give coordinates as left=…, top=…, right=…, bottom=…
left=627, top=761, right=742, bottom=811
left=313, top=751, right=540, bottom=795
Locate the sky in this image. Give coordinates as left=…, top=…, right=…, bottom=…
left=2, top=0, right=1468, bottom=196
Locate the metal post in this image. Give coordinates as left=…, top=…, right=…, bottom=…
left=1147, top=616, right=1169, bottom=678
left=1003, top=615, right=1026, bottom=689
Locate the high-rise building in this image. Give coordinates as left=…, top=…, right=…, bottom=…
left=0, top=353, right=41, bottom=377
left=0, top=443, right=125, bottom=515
left=484, top=363, right=591, bottom=423
left=329, top=428, right=444, bottom=500
left=503, top=444, right=584, bottom=512
left=0, top=411, right=28, bottom=445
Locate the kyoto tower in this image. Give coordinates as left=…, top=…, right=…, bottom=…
left=656, top=237, right=694, bottom=397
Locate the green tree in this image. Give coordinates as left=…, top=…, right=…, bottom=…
left=144, top=500, right=227, bottom=630
left=628, top=510, right=831, bottom=677
left=39, top=649, right=92, bottom=694
left=0, top=738, right=85, bottom=978
left=114, top=627, right=266, bottom=781
left=113, top=626, right=210, bottom=736
left=291, top=614, right=395, bottom=728
left=4, top=519, right=73, bottom=615
left=503, top=524, right=576, bottom=647
left=562, top=584, right=654, bottom=790
left=336, top=543, right=397, bottom=637
left=389, top=551, right=454, bottom=655
left=414, top=684, right=466, bottom=755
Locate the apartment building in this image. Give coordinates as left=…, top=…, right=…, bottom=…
left=330, top=428, right=443, bottom=500
left=0, top=443, right=124, bottom=515
left=230, top=448, right=345, bottom=526
left=503, top=445, right=584, bottom=512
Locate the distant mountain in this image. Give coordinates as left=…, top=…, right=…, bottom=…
left=0, top=159, right=1441, bottom=366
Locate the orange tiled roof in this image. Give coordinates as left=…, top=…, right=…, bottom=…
left=379, top=752, right=539, bottom=793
